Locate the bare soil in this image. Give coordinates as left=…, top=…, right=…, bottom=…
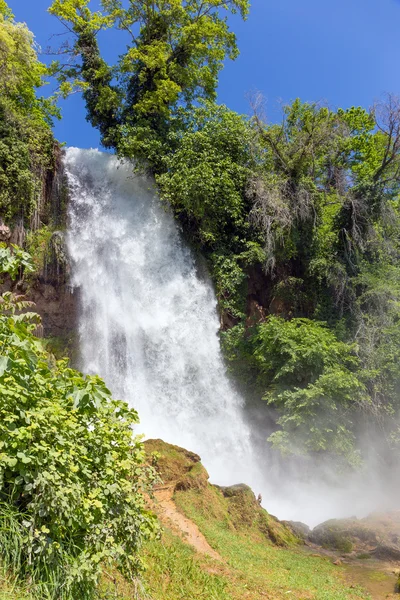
left=152, top=485, right=222, bottom=561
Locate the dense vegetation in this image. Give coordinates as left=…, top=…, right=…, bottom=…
left=0, top=1, right=58, bottom=226
left=1, top=0, right=400, bottom=596
left=49, top=0, right=400, bottom=469
left=0, top=292, right=158, bottom=598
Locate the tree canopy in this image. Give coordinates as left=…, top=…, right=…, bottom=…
left=0, top=2, right=58, bottom=224
left=46, top=0, right=400, bottom=464
left=49, top=0, right=250, bottom=162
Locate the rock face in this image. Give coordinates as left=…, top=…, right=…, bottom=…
left=283, top=520, right=311, bottom=540
left=0, top=222, right=11, bottom=241
left=144, top=439, right=209, bottom=492
left=0, top=147, right=78, bottom=355
left=309, top=512, right=400, bottom=560
left=23, top=229, right=76, bottom=343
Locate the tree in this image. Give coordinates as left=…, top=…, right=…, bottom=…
left=49, top=0, right=250, bottom=164
left=0, top=1, right=58, bottom=223
left=224, top=316, right=366, bottom=464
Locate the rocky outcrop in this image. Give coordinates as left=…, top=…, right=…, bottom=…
left=0, top=146, right=78, bottom=353
left=283, top=520, right=311, bottom=540
left=144, top=439, right=300, bottom=549
left=0, top=221, right=11, bottom=241
left=286, top=511, right=400, bottom=561
left=144, top=439, right=209, bottom=492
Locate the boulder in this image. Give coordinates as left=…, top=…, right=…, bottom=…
left=311, top=511, right=400, bottom=559
left=283, top=520, right=311, bottom=540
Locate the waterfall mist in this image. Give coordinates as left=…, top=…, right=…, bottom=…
left=65, top=148, right=396, bottom=527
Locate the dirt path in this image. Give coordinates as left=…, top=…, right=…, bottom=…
left=153, top=486, right=222, bottom=561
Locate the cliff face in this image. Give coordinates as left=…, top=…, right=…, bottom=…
left=1, top=146, right=78, bottom=353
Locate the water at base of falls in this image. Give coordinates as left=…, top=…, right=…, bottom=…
left=65, top=148, right=397, bottom=527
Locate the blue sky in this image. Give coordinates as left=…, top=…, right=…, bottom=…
left=8, top=0, right=400, bottom=149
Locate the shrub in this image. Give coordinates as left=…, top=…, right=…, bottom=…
left=225, top=316, right=366, bottom=464
left=0, top=245, right=34, bottom=280
left=0, top=293, right=158, bottom=599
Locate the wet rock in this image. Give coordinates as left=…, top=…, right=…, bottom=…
left=311, top=511, right=400, bottom=561
left=310, top=518, right=375, bottom=554
left=10, top=220, right=25, bottom=246
left=41, top=231, right=70, bottom=286
left=374, top=543, right=400, bottom=561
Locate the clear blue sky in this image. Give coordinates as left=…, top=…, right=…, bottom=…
left=8, top=0, right=400, bottom=149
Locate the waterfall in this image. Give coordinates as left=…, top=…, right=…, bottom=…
left=65, top=147, right=395, bottom=526
left=65, top=147, right=256, bottom=485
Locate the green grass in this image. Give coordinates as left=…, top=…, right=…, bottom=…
left=0, top=503, right=96, bottom=600
left=0, top=569, right=33, bottom=600
left=0, top=438, right=374, bottom=600
left=99, top=529, right=232, bottom=600
left=142, top=530, right=231, bottom=600
left=173, top=486, right=371, bottom=600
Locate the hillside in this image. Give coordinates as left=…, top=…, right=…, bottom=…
left=98, top=439, right=400, bottom=600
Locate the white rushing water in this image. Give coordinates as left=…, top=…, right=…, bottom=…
left=65, top=147, right=397, bottom=526
left=65, top=147, right=257, bottom=485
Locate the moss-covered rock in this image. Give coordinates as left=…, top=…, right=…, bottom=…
left=283, top=520, right=311, bottom=540
left=145, top=439, right=300, bottom=548
left=216, top=483, right=299, bottom=546
left=310, top=517, right=377, bottom=555
left=144, top=439, right=209, bottom=491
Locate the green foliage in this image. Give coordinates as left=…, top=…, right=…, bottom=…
left=0, top=245, right=34, bottom=280
left=49, top=0, right=250, bottom=159
left=225, top=317, right=366, bottom=463
left=48, top=0, right=400, bottom=467
left=0, top=293, right=158, bottom=598
left=157, top=103, right=265, bottom=318
left=157, top=103, right=254, bottom=245
left=0, top=2, right=58, bottom=224
left=25, top=227, right=53, bottom=276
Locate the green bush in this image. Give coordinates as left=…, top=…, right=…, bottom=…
left=225, top=317, right=366, bottom=464
left=0, top=293, right=158, bottom=599
left=0, top=245, right=34, bottom=280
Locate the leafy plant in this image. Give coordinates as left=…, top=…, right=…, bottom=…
left=226, top=317, right=366, bottom=464
left=0, top=2, right=58, bottom=224
left=0, top=293, right=158, bottom=598
left=0, top=245, right=35, bottom=280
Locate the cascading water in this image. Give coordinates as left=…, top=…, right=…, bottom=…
left=65, top=147, right=256, bottom=485
left=65, top=147, right=396, bottom=526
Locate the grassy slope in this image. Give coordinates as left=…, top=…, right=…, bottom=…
left=139, top=440, right=370, bottom=600
left=0, top=571, right=32, bottom=600
left=2, top=440, right=371, bottom=600
left=174, top=486, right=368, bottom=600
